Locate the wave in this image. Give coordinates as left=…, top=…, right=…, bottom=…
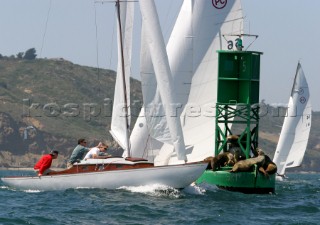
left=117, top=184, right=182, bottom=198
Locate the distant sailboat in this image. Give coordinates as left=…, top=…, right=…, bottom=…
left=273, top=62, right=312, bottom=180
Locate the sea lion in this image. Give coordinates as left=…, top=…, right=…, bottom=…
left=256, top=152, right=278, bottom=177
left=227, top=135, right=239, bottom=142
left=212, top=152, right=235, bottom=170
left=262, top=155, right=277, bottom=175
left=227, top=135, right=246, bottom=163
left=231, top=147, right=246, bottom=163
left=231, top=149, right=265, bottom=172
left=204, top=152, right=235, bottom=171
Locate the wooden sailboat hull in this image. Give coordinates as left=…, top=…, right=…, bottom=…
left=1, top=160, right=207, bottom=191
left=196, top=166, right=276, bottom=194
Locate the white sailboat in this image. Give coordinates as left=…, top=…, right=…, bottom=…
left=1, top=0, right=207, bottom=191
left=273, top=62, right=312, bottom=180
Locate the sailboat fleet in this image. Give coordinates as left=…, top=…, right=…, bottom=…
left=1, top=0, right=312, bottom=191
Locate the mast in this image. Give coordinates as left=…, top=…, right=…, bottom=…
left=116, top=0, right=131, bottom=157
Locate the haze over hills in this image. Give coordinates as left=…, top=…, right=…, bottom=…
left=0, top=56, right=319, bottom=171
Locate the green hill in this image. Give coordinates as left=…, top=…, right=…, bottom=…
left=0, top=57, right=319, bottom=171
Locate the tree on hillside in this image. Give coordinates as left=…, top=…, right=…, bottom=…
left=17, top=52, right=24, bottom=59
left=23, top=48, right=37, bottom=60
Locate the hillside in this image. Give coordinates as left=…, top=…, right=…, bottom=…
left=0, top=57, right=319, bottom=171
left=0, top=57, right=142, bottom=161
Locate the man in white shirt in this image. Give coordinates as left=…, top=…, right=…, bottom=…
left=84, top=143, right=109, bottom=159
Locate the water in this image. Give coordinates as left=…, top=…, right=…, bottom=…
left=0, top=171, right=319, bottom=225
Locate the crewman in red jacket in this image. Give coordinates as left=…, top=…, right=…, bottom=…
left=34, top=150, right=59, bottom=177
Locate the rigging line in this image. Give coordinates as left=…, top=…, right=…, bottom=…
left=244, top=36, right=258, bottom=51
left=109, top=7, right=117, bottom=69
left=142, top=118, right=152, bottom=159
left=94, top=2, right=101, bottom=96
left=40, top=0, right=52, bottom=58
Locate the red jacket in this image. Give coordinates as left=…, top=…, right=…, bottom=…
left=34, top=154, right=53, bottom=175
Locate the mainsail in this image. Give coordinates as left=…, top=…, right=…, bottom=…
left=130, top=0, right=244, bottom=164
left=273, top=63, right=312, bottom=176
left=110, top=1, right=134, bottom=156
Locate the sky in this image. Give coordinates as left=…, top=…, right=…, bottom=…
left=0, top=0, right=319, bottom=111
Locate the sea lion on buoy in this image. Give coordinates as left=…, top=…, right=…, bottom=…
left=227, top=135, right=239, bottom=142
left=227, top=135, right=246, bottom=162
left=212, top=152, right=235, bottom=170
left=261, top=155, right=277, bottom=175
left=256, top=153, right=277, bottom=177
left=232, top=147, right=246, bottom=163
left=204, top=152, right=235, bottom=171
left=231, top=148, right=265, bottom=172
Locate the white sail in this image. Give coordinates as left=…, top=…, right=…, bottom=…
left=174, top=0, right=243, bottom=163
left=273, top=63, right=312, bottom=176
left=139, top=0, right=187, bottom=161
left=110, top=1, right=134, bottom=155
left=129, top=107, right=164, bottom=161
left=132, top=0, right=243, bottom=164
left=129, top=22, right=165, bottom=160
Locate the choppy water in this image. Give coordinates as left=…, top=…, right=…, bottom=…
left=0, top=170, right=319, bottom=225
